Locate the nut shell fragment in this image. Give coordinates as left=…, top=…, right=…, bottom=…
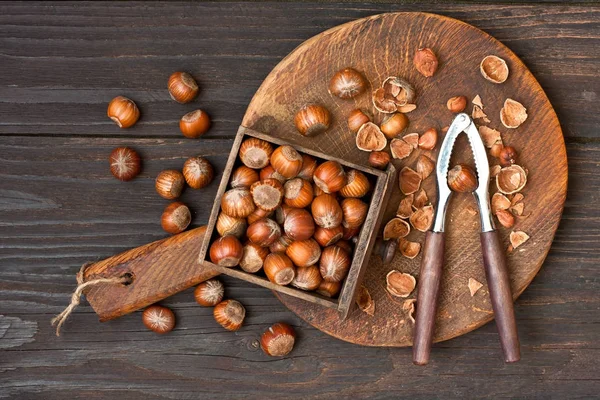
left=403, top=299, right=416, bottom=324
left=399, top=167, right=422, bottom=195
left=500, top=98, right=528, bottom=129
left=410, top=205, right=434, bottom=232
left=356, top=122, right=386, bottom=152
left=468, top=278, right=484, bottom=296
left=403, top=133, right=419, bottom=148
left=480, top=55, right=509, bottom=84
left=495, top=209, right=515, bottom=228
left=491, top=192, right=511, bottom=214
left=416, top=155, right=435, bottom=180
left=356, top=286, right=375, bottom=316
left=418, top=128, right=438, bottom=150
left=390, top=138, right=413, bottom=160
left=386, top=271, right=416, bottom=298
left=399, top=238, right=421, bottom=259
left=478, top=126, right=502, bottom=148
left=383, top=218, right=410, bottom=240
left=372, top=77, right=415, bottom=113
left=396, top=194, right=414, bottom=219
left=412, top=188, right=428, bottom=209
left=496, top=165, right=527, bottom=194
left=510, top=231, right=530, bottom=249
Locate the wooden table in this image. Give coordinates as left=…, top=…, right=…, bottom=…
left=0, top=2, right=598, bottom=398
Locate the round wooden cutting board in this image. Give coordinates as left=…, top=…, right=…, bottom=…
left=241, top=12, right=567, bottom=347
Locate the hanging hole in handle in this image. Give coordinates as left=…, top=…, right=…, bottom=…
left=120, top=272, right=134, bottom=286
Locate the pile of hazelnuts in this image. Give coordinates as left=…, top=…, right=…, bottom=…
left=208, top=136, right=373, bottom=298
left=106, top=71, right=215, bottom=235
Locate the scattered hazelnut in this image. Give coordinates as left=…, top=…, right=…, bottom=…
left=390, top=138, right=413, bottom=160
left=247, top=207, right=274, bottom=225
left=291, top=265, right=323, bottom=291
left=329, top=68, right=366, bottom=99
left=448, top=164, right=478, bottom=192
left=168, top=71, right=199, bottom=103
left=447, top=95, right=467, bottom=113
left=213, top=299, right=246, bottom=331
left=316, top=280, right=342, bottom=298
left=221, top=188, right=255, bottom=218
left=142, top=305, right=175, bottom=334
left=347, top=109, right=371, bottom=133
left=319, top=245, right=351, bottom=283
left=271, top=145, right=303, bottom=179
left=183, top=156, right=214, bottom=189
left=230, top=166, right=259, bottom=189
left=194, top=279, right=225, bottom=307
left=264, top=253, right=296, bottom=285
left=356, top=122, right=387, bottom=152
left=239, top=138, right=273, bottom=169
left=496, top=209, right=515, bottom=228
left=294, top=104, right=331, bottom=137
left=499, top=145, right=518, bottom=167
left=368, top=151, right=391, bottom=170
left=314, top=161, right=347, bottom=193
left=216, top=213, right=247, bottom=238
left=161, top=201, right=191, bottom=234
left=341, top=198, right=368, bottom=229
left=269, top=235, right=293, bottom=253
left=399, top=166, right=422, bottom=195
left=480, top=55, right=509, bottom=84
left=284, top=178, right=314, bottom=208
left=356, top=285, right=375, bottom=316
left=109, top=147, right=141, bottom=181
left=286, top=239, right=321, bottom=268
left=250, top=179, right=284, bottom=212
left=260, top=322, right=296, bottom=357
left=240, top=242, right=269, bottom=273
left=283, top=208, right=315, bottom=241
left=311, top=194, right=343, bottom=228
left=107, top=96, right=140, bottom=128
left=179, top=109, right=211, bottom=138
left=413, top=48, right=438, bottom=77
left=410, top=205, right=434, bottom=232
left=383, top=218, right=410, bottom=240
left=386, top=270, right=416, bottom=297
left=298, top=154, right=318, bottom=182
left=247, top=218, right=281, bottom=247
left=155, top=170, right=185, bottom=199
left=313, top=226, right=343, bottom=247
left=500, top=98, right=528, bottom=129
left=260, top=165, right=286, bottom=184
left=339, top=170, right=370, bottom=198
left=209, top=235, right=243, bottom=267
left=418, top=128, right=438, bottom=150
left=380, top=113, right=409, bottom=139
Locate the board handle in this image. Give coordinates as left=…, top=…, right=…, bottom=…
left=413, top=231, right=445, bottom=365
left=480, top=230, right=521, bottom=363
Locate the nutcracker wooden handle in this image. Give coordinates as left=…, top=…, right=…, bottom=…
left=480, top=230, right=521, bottom=363
left=83, top=226, right=219, bottom=321
left=413, top=231, right=445, bottom=366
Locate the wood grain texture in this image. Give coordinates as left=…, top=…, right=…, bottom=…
left=0, top=2, right=599, bottom=399
left=244, top=11, right=567, bottom=347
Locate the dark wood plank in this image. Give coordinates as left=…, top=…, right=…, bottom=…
left=0, top=3, right=598, bottom=138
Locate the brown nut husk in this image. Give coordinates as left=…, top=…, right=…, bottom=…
left=500, top=98, right=528, bottom=129
left=383, top=217, right=410, bottom=240
left=410, top=205, right=434, bottom=232
left=396, top=194, right=414, bottom=219
left=413, top=48, right=438, bottom=77
left=390, top=138, right=413, bottom=160
left=510, top=230, right=530, bottom=249
left=356, top=286, right=375, bottom=316
left=399, top=167, right=422, bottom=195
left=480, top=55, right=509, bottom=84
left=356, top=122, right=386, bottom=152
left=416, top=155, right=435, bottom=180
left=399, top=238, right=421, bottom=259
left=386, top=271, right=416, bottom=298
left=496, top=165, right=527, bottom=194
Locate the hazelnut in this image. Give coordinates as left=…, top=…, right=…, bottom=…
left=329, top=68, right=366, bottom=99
left=183, top=156, right=214, bottom=189
left=269, top=235, right=293, bottom=253
left=314, top=161, right=347, bottom=194
left=283, top=208, right=315, bottom=241
left=179, top=109, right=211, bottom=138
left=209, top=235, right=243, bottom=267
left=413, top=48, right=438, bottom=77
left=107, top=96, right=139, bottom=128
left=142, top=305, right=175, bottom=334
left=271, top=145, right=303, bottom=179
left=294, top=104, right=331, bottom=137
left=291, top=265, right=322, bottom=291
left=240, top=242, right=270, bottom=273
left=275, top=204, right=293, bottom=225
left=341, top=198, right=368, bottom=229
left=499, top=145, right=518, bottom=167
left=161, top=201, right=191, bottom=234
left=347, top=109, right=371, bottom=133
left=264, top=253, right=296, bottom=285
left=194, top=279, right=224, bottom=307
left=410, top=205, right=434, bottom=232
left=221, top=188, right=255, bottom=218
left=213, top=299, right=246, bottom=331
left=448, top=164, right=478, bottom=192
left=284, top=178, right=314, bottom=208
left=480, top=55, right=509, bottom=84
left=168, top=71, right=199, bottom=103
left=286, top=239, right=321, bottom=268
left=390, top=138, right=413, bottom=160
left=216, top=213, right=247, bottom=238
left=339, top=170, right=370, bottom=198
left=380, top=113, right=409, bottom=139
left=250, top=179, right=284, bottom=212
left=298, top=154, right=318, bottom=182
left=416, top=154, right=435, bottom=180
left=319, top=245, right=351, bottom=283
left=356, top=285, right=375, bottom=316
left=399, top=167, right=422, bottom=195
left=311, top=194, right=343, bottom=229
left=495, top=209, right=515, bottom=229
left=231, top=166, right=259, bottom=189
left=260, top=165, right=286, bottom=183
left=356, top=122, right=386, bottom=152
left=155, top=170, right=185, bottom=199
left=368, top=151, right=391, bottom=170
left=260, top=322, right=296, bottom=357
left=386, top=270, right=416, bottom=297
left=313, top=183, right=327, bottom=197
left=247, top=218, right=281, bottom=247
left=313, top=226, right=344, bottom=247
left=447, top=95, right=467, bottom=113
left=316, top=280, right=342, bottom=298
left=239, top=138, right=273, bottom=169
left=496, top=165, right=527, bottom=194
left=247, top=207, right=274, bottom=225
left=335, top=239, right=353, bottom=254
left=109, top=147, right=141, bottom=181
left=383, top=218, right=410, bottom=240
left=418, top=128, right=438, bottom=150
left=500, top=98, right=528, bottom=129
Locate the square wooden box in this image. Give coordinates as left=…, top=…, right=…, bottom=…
left=198, top=126, right=396, bottom=319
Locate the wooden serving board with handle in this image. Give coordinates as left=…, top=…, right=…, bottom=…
left=85, top=12, right=567, bottom=348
